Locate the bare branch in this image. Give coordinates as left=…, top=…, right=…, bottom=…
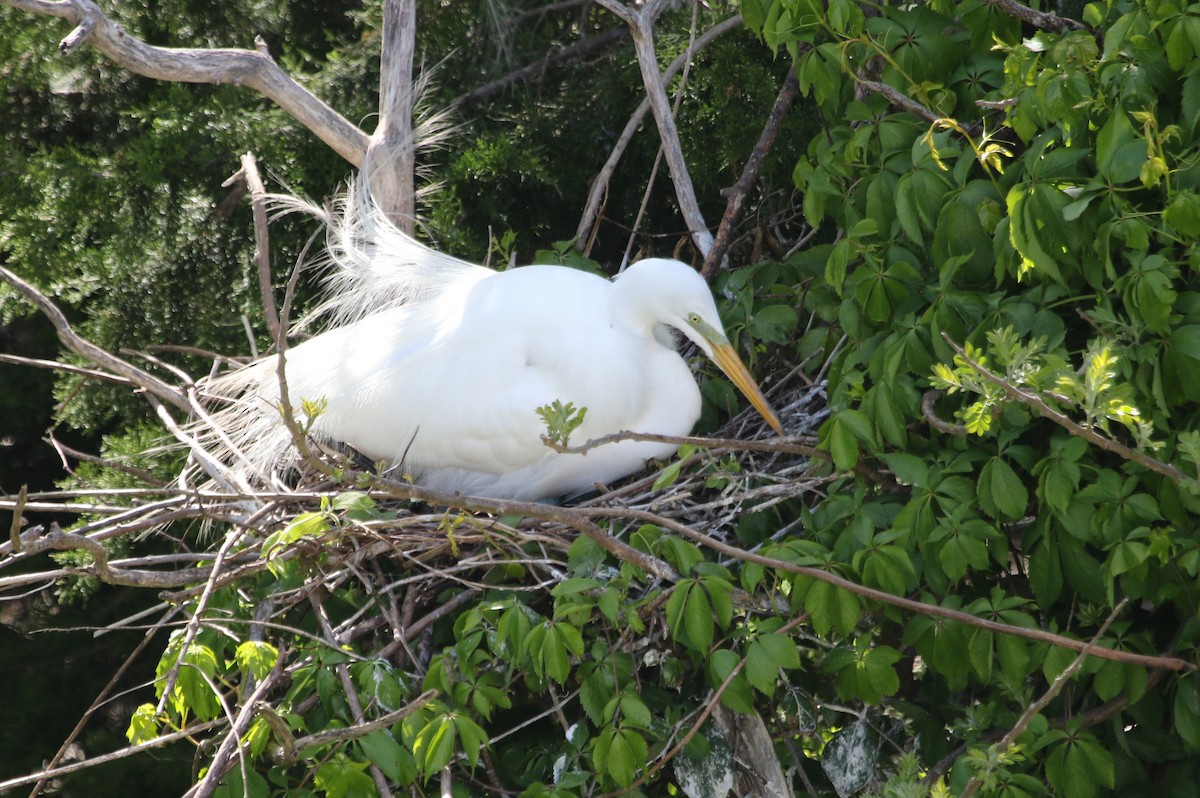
left=3, top=0, right=369, bottom=164
left=0, top=719, right=226, bottom=794
left=576, top=14, right=742, bottom=253
left=229, top=154, right=281, bottom=343
left=702, top=63, right=800, bottom=281
left=457, top=27, right=627, bottom=106
left=960, top=599, right=1129, bottom=798
left=369, top=0, right=418, bottom=229
left=586, top=506, right=1195, bottom=672
left=186, top=656, right=287, bottom=798
left=0, top=265, right=191, bottom=412
left=983, top=0, right=1085, bottom=31
left=857, top=78, right=941, bottom=124
left=594, top=0, right=715, bottom=256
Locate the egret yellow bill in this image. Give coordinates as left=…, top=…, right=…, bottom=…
left=205, top=184, right=781, bottom=501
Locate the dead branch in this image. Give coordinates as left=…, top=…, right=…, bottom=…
left=370, top=0, right=418, bottom=229
left=575, top=13, right=743, bottom=253
left=594, top=0, right=715, bottom=256
left=2, top=0, right=369, bottom=164
left=0, top=718, right=226, bottom=794
left=0, top=265, right=191, bottom=412
left=983, top=0, right=1085, bottom=31
left=457, top=27, right=627, bottom=106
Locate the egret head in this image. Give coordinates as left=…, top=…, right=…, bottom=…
left=619, top=259, right=784, bottom=435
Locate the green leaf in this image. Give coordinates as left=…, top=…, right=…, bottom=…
left=314, top=759, right=375, bottom=798
left=1175, top=676, right=1200, bottom=750
left=806, top=580, right=860, bottom=636
left=881, top=452, right=929, bottom=487
left=1107, top=539, right=1149, bottom=576
left=708, top=649, right=756, bottom=714
left=414, top=714, right=457, bottom=776
left=746, top=633, right=800, bottom=696
left=1096, top=111, right=1146, bottom=185
left=684, top=583, right=715, bottom=652
left=126, top=703, right=160, bottom=745
left=978, top=457, right=1028, bottom=520
left=358, top=730, right=416, bottom=785
left=619, top=694, right=653, bottom=730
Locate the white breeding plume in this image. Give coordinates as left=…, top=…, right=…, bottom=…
left=199, top=179, right=782, bottom=500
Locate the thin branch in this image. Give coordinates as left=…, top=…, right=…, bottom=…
left=288, top=690, right=437, bottom=750
left=585, top=506, right=1195, bottom=672
left=27, top=605, right=181, bottom=798
left=0, top=265, right=191, bottom=412
left=702, top=63, right=800, bottom=281
left=2, top=0, right=368, bottom=164
left=0, top=719, right=226, bottom=794
left=594, top=0, right=715, bottom=256
left=229, top=154, right=281, bottom=343
left=456, top=27, right=627, bottom=106
left=0, top=351, right=134, bottom=386
left=575, top=13, right=743, bottom=252
left=941, top=333, right=1194, bottom=486
left=960, top=599, right=1129, bottom=798
left=310, top=590, right=395, bottom=798
left=186, top=653, right=287, bottom=798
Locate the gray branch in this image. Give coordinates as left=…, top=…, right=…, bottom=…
left=4, top=0, right=369, bottom=165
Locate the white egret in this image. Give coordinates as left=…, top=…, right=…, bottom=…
left=203, top=181, right=782, bottom=501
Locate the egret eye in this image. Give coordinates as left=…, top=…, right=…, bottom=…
left=687, top=313, right=702, bottom=325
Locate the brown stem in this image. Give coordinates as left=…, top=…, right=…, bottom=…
left=942, top=333, right=1194, bottom=486
left=583, top=506, right=1194, bottom=672
left=702, top=64, right=800, bottom=281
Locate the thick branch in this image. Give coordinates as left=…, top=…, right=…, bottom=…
left=369, top=0, right=418, bottom=229
left=4, top=0, right=368, bottom=165
left=983, top=0, right=1085, bottom=31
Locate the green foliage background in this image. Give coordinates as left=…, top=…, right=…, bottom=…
left=3, top=0, right=1200, bottom=796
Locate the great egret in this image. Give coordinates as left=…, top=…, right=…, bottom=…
left=202, top=181, right=781, bottom=501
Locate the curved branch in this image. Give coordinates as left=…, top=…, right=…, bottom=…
left=0, top=265, right=191, bottom=412
left=3, top=0, right=368, bottom=165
